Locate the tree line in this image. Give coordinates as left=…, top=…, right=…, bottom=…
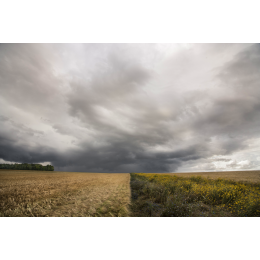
left=0, top=163, right=54, bottom=171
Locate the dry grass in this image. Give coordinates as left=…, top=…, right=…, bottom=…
left=165, top=170, right=260, bottom=183
left=0, top=170, right=130, bottom=217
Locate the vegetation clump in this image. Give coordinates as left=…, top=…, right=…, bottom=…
left=130, top=173, right=260, bottom=217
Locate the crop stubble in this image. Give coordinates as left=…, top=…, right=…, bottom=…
left=0, top=170, right=130, bottom=217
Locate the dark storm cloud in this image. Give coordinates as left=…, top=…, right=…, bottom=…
left=0, top=134, right=54, bottom=164
left=0, top=43, right=259, bottom=172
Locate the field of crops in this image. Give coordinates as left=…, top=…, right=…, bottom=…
left=1, top=169, right=260, bottom=217
left=130, top=173, right=260, bottom=217
left=167, top=171, right=260, bottom=183
left=0, top=170, right=130, bottom=217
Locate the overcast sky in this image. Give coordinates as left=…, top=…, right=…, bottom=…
left=1, top=43, right=260, bottom=172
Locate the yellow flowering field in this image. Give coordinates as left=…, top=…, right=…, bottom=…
left=131, top=173, right=260, bottom=217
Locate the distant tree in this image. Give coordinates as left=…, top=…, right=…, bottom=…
left=0, top=163, right=54, bottom=171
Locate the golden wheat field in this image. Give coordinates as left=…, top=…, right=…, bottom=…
left=0, top=170, right=130, bottom=217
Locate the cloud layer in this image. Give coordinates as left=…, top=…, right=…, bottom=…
left=1, top=43, right=260, bottom=172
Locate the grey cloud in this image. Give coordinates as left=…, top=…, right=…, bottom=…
left=0, top=44, right=66, bottom=121
left=225, top=160, right=258, bottom=170
left=209, top=158, right=232, bottom=162
left=52, top=124, right=72, bottom=136
left=188, top=44, right=260, bottom=146
left=0, top=133, right=57, bottom=164
left=1, top=43, right=260, bottom=172
left=0, top=115, right=44, bottom=137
